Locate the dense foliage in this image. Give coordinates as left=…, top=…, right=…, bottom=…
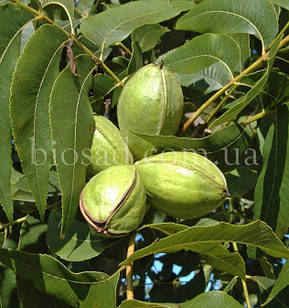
left=1, top=0, right=289, bottom=307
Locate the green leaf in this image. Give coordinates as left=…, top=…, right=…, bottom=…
left=92, top=73, right=115, bottom=100
left=0, top=3, right=34, bottom=222
left=254, top=104, right=289, bottom=238
left=79, top=272, right=120, bottom=308
left=0, top=267, right=19, bottom=308
left=162, top=33, right=240, bottom=78
left=133, top=122, right=254, bottom=171
left=121, top=221, right=289, bottom=267
left=140, top=223, right=245, bottom=279
left=209, top=35, right=281, bottom=128
left=80, top=0, right=194, bottom=55
left=127, top=41, right=143, bottom=75
left=50, top=55, right=95, bottom=235
left=226, top=166, right=258, bottom=198
left=119, top=291, right=243, bottom=308
left=177, top=62, right=233, bottom=91
left=140, top=222, right=189, bottom=235
left=272, top=0, right=289, bottom=10
left=10, top=24, right=67, bottom=220
left=46, top=211, right=117, bottom=262
left=41, top=0, right=74, bottom=23
left=17, top=277, right=74, bottom=308
left=0, top=233, right=5, bottom=248
left=131, top=24, right=169, bottom=52
left=176, top=0, right=278, bottom=51
left=184, top=291, right=243, bottom=308
left=0, top=248, right=115, bottom=307
left=18, top=215, right=47, bottom=253
left=264, top=260, right=289, bottom=305
left=230, top=33, right=250, bottom=72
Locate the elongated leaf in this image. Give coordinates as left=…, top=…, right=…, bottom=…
left=0, top=3, right=34, bottom=221
left=133, top=122, right=254, bottom=171
left=119, top=291, right=243, bottom=308
left=209, top=35, right=281, bottom=128
left=0, top=248, right=119, bottom=307
left=46, top=211, right=117, bottom=261
left=162, top=33, right=240, bottom=77
left=254, top=104, right=289, bottom=238
left=10, top=25, right=67, bottom=220
left=176, top=0, right=278, bottom=51
left=132, top=24, right=169, bottom=52
left=121, top=221, right=289, bottom=267
left=140, top=222, right=189, bottom=235
left=80, top=0, right=194, bottom=54
left=264, top=260, right=289, bottom=305
left=50, top=55, right=95, bottom=235
left=140, top=223, right=245, bottom=278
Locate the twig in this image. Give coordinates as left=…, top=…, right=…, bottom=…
left=0, top=216, right=28, bottom=231
left=181, top=32, right=289, bottom=134
left=205, top=84, right=239, bottom=125
left=126, top=232, right=136, bottom=300
left=10, top=0, right=120, bottom=83
left=113, top=42, right=133, bottom=57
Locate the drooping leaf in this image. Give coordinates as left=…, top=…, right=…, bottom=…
left=0, top=3, right=34, bottom=222
left=176, top=0, right=278, bottom=51
left=119, top=291, right=243, bottom=308
left=264, top=260, right=289, bottom=305
left=133, top=122, right=255, bottom=171
left=46, top=211, right=117, bottom=261
left=139, top=223, right=245, bottom=278
left=127, top=41, right=143, bottom=75
left=121, top=221, right=289, bottom=267
left=80, top=0, right=194, bottom=55
left=132, top=24, right=169, bottom=52
left=209, top=35, right=281, bottom=128
left=50, top=55, right=95, bottom=235
left=254, top=104, right=289, bottom=238
left=10, top=24, right=67, bottom=220
left=0, top=248, right=115, bottom=307
left=162, top=33, right=240, bottom=82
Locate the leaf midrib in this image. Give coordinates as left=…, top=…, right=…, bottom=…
left=181, top=10, right=264, bottom=51
left=101, top=2, right=187, bottom=52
